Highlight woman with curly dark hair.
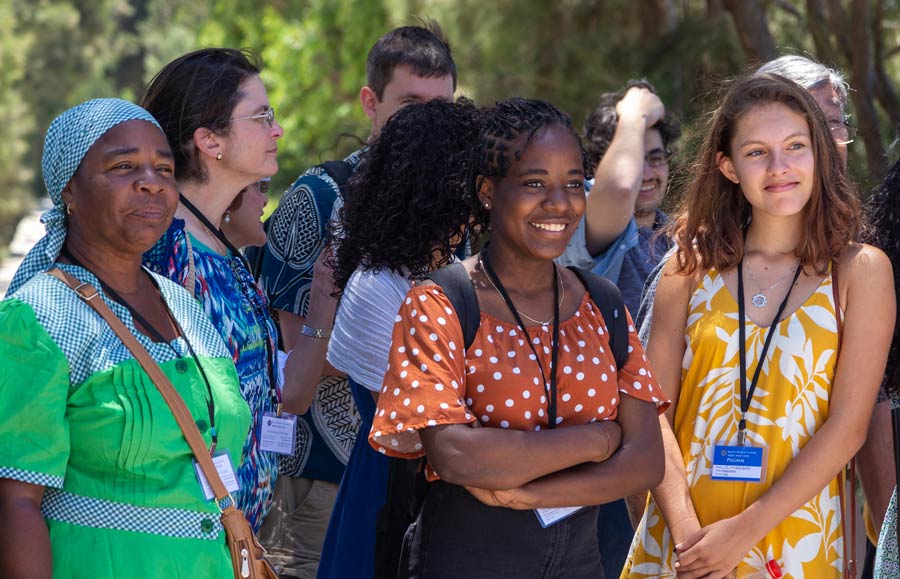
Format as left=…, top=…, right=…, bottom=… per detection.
left=316, top=97, right=483, bottom=579
left=369, top=97, right=667, bottom=578
left=870, top=160, right=900, bottom=579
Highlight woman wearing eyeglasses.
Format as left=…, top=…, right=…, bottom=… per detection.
left=141, top=48, right=285, bottom=532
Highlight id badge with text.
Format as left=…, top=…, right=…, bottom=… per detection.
left=259, top=412, right=297, bottom=455
left=710, top=444, right=767, bottom=483
left=194, top=450, right=241, bottom=500
left=534, top=506, right=584, bottom=528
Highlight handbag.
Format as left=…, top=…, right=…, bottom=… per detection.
left=49, top=267, right=278, bottom=579
left=832, top=264, right=857, bottom=579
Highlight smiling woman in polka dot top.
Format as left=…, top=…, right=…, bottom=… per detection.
left=369, top=98, right=669, bottom=579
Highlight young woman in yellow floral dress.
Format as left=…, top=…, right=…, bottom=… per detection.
left=622, top=74, right=896, bottom=579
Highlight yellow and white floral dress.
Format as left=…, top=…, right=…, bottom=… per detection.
left=622, top=267, right=843, bottom=579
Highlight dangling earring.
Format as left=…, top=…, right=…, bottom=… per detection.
left=223, top=210, right=231, bottom=223
left=216, top=151, right=223, bottom=161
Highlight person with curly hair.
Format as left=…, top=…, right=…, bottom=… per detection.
left=869, top=160, right=900, bottom=579
left=369, top=97, right=667, bottom=578
left=317, top=97, right=482, bottom=579
left=246, top=24, right=457, bottom=577
left=622, top=74, right=895, bottom=579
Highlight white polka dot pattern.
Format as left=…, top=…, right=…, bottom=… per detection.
left=368, top=285, right=669, bottom=462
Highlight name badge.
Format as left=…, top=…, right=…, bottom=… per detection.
left=194, top=450, right=241, bottom=500
left=710, top=445, right=767, bottom=483
left=534, top=506, right=583, bottom=528
left=260, top=412, right=297, bottom=455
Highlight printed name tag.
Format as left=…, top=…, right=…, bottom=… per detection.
left=194, top=451, right=241, bottom=500
left=711, top=445, right=767, bottom=483
left=534, top=506, right=584, bottom=528
left=260, top=412, right=297, bottom=455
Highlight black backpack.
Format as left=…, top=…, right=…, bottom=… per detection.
left=429, top=261, right=629, bottom=366
left=376, top=262, right=629, bottom=578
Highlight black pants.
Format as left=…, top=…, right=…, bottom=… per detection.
left=400, top=481, right=604, bottom=579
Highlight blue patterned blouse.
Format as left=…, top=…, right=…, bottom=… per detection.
left=144, top=218, right=279, bottom=532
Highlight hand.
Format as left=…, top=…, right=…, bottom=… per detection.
left=305, top=246, right=339, bottom=328
left=673, top=516, right=756, bottom=579
left=590, top=420, right=622, bottom=462
left=615, top=86, right=665, bottom=129
left=309, top=245, right=339, bottom=298
left=465, top=485, right=527, bottom=509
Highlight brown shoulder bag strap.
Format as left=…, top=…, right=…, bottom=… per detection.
left=47, top=267, right=235, bottom=511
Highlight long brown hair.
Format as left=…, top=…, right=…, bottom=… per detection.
left=670, top=74, right=860, bottom=275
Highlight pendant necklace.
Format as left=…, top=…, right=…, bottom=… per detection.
left=478, top=254, right=564, bottom=327
left=744, top=258, right=799, bottom=308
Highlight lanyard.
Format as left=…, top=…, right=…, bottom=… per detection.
left=61, top=247, right=219, bottom=451
left=179, top=193, right=282, bottom=413
left=736, top=258, right=802, bottom=445
left=481, top=250, right=561, bottom=429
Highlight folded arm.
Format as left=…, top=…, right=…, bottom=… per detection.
left=468, top=394, right=663, bottom=509
left=420, top=418, right=622, bottom=490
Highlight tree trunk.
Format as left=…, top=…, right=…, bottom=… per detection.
left=722, top=0, right=777, bottom=64
left=639, top=0, right=677, bottom=37
left=872, top=0, right=900, bottom=128
left=805, top=0, right=839, bottom=65
left=109, top=0, right=148, bottom=97
left=848, top=0, right=886, bottom=182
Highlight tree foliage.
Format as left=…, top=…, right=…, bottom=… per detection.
left=4, top=0, right=900, bottom=247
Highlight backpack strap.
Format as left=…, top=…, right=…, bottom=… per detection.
left=320, top=160, right=354, bottom=193
left=427, top=262, right=480, bottom=351
left=568, top=266, right=629, bottom=370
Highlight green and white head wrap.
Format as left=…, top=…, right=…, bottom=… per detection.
left=6, top=98, right=162, bottom=296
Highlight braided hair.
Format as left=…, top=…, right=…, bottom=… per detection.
left=474, top=97, right=589, bottom=227
left=868, top=160, right=900, bottom=397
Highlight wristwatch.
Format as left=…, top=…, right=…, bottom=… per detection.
left=301, top=324, right=332, bottom=339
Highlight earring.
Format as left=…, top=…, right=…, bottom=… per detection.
left=216, top=152, right=223, bottom=161
left=483, top=203, right=490, bottom=210
left=65, top=204, right=72, bottom=216
left=223, top=210, right=231, bottom=223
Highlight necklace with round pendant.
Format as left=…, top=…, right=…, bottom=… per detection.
left=745, top=259, right=798, bottom=309
left=751, top=291, right=769, bottom=308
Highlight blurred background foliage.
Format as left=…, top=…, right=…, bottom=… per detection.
left=4, top=0, right=900, bottom=251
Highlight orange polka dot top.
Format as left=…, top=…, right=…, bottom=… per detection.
left=369, top=284, right=669, bottom=462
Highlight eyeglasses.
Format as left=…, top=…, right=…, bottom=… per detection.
left=829, top=118, right=856, bottom=145
left=231, top=107, right=276, bottom=128
left=645, top=148, right=672, bottom=168
left=258, top=178, right=271, bottom=195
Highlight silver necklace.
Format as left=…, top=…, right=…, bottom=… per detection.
left=744, top=258, right=798, bottom=308
left=478, top=255, right=565, bottom=326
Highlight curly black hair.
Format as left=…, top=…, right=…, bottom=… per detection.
left=331, top=98, right=483, bottom=290
left=582, top=79, right=681, bottom=172
left=868, top=158, right=900, bottom=398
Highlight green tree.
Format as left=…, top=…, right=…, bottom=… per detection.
left=198, top=0, right=390, bottom=194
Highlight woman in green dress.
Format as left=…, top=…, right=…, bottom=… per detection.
left=0, top=99, right=250, bottom=577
